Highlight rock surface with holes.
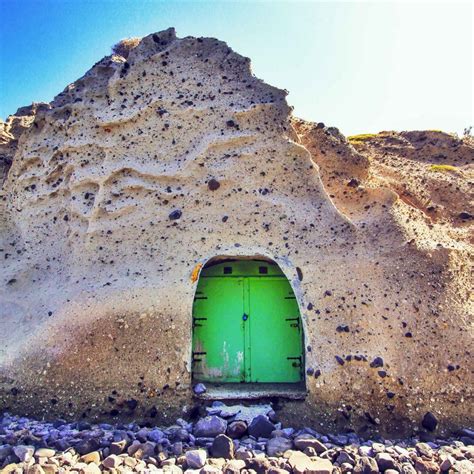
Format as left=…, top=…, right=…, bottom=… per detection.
left=0, top=28, right=473, bottom=435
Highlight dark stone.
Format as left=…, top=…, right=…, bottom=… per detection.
left=421, top=412, right=438, bottom=432
left=336, top=324, right=350, bottom=333
left=316, top=122, right=325, bottom=129
left=347, top=178, right=360, bottom=187
left=211, top=434, right=234, bottom=458
left=194, top=415, right=227, bottom=437
left=75, top=438, right=100, bottom=455
left=370, top=357, right=384, bottom=368
left=336, top=450, right=355, bottom=465
left=226, top=120, right=237, bottom=127
left=459, top=211, right=473, bottom=220
left=226, top=420, right=247, bottom=439
left=314, top=369, right=321, bottom=378
left=248, top=415, right=275, bottom=439
left=335, top=356, right=345, bottom=366
left=296, top=267, right=303, bottom=281
left=207, top=179, right=220, bottom=191
left=126, top=399, right=138, bottom=410
left=168, top=209, right=182, bottom=220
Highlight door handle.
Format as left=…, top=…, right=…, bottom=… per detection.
left=242, top=313, right=248, bottom=321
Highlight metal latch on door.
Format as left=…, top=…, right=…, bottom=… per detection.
left=287, top=356, right=302, bottom=368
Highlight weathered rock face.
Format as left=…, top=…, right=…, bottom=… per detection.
left=0, top=28, right=472, bottom=436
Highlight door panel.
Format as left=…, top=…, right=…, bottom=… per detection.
left=247, top=278, right=303, bottom=382
left=192, top=278, right=245, bottom=382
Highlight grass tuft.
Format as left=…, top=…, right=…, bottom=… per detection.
left=348, top=133, right=377, bottom=143
left=430, top=164, right=458, bottom=172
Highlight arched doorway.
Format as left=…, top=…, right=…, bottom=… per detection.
left=192, top=258, right=304, bottom=384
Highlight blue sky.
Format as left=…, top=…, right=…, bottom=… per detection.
left=0, top=1, right=472, bottom=135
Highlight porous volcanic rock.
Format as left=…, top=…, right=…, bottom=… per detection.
left=0, top=28, right=473, bottom=436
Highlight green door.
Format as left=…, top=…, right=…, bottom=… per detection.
left=192, top=260, right=303, bottom=383
left=193, top=278, right=245, bottom=382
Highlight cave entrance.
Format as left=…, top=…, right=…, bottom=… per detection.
left=192, top=258, right=304, bottom=389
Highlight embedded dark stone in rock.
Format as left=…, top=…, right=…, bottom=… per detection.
left=347, top=178, right=360, bottom=187
left=370, top=357, right=384, bottom=368
left=211, top=434, right=234, bottom=458
left=226, top=120, right=237, bottom=127
left=168, top=209, right=182, bottom=220
left=109, top=440, right=127, bottom=455
left=126, top=398, right=138, bottom=410
left=335, top=355, right=345, bottom=365
left=194, top=415, right=227, bottom=437
left=336, top=324, right=350, bottom=333
left=459, top=211, right=473, bottom=220
left=296, top=267, right=303, bottom=281
left=248, top=415, right=275, bottom=439
left=421, top=412, right=438, bottom=432
left=226, top=420, right=247, bottom=439
left=207, top=178, right=220, bottom=191
left=316, top=122, right=325, bottom=129
left=314, top=369, right=321, bottom=378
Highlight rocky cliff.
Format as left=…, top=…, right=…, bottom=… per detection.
left=0, top=28, right=472, bottom=437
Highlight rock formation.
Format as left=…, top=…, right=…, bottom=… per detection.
left=0, top=28, right=472, bottom=437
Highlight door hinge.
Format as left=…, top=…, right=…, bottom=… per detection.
left=192, top=351, right=206, bottom=362
left=193, top=317, right=207, bottom=328
left=285, top=317, right=300, bottom=329
left=287, top=356, right=302, bottom=368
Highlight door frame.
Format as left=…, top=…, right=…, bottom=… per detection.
left=190, top=255, right=307, bottom=387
